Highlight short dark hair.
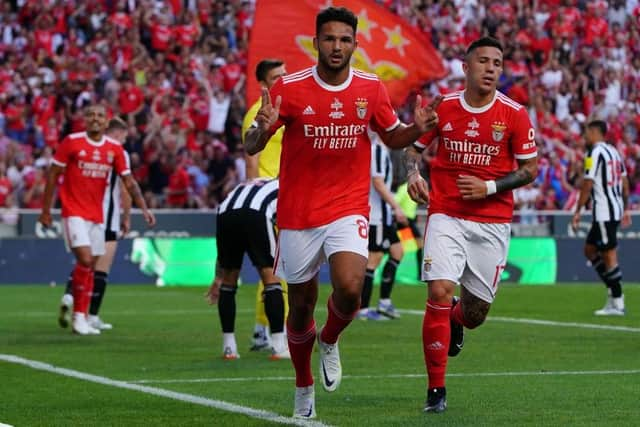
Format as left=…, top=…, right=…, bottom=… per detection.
left=255, top=59, right=284, bottom=83
left=316, top=7, right=357, bottom=36
left=465, top=37, right=503, bottom=57
left=107, top=116, right=128, bottom=132
left=587, top=120, right=608, bottom=136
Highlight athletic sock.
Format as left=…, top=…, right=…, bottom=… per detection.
left=380, top=258, right=400, bottom=299
left=263, top=283, right=285, bottom=334
left=64, top=271, right=73, bottom=295
left=218, top=285, right=237, bottom=333
left=287, top=320, right=316, bottom=387
left=590, top=255, right=608, bottom=285
left=89, top=271, right=108, bottom=316
left=360, top=269, right=375, bottom=309
left=320, top=294, right=356, bottom=345
left=71, top=264, right=93, bottom=314
left=422, top=300, right=451, bottom=389
left=603, top=265, right=623, bottom=298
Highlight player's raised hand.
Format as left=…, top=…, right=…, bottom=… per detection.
left=457, top=174, right=489, bottom=200
left=414, top=95, right=443, bottom=133
left=255, top=87, right=281, bottom=132
left=407, top=171, right=430, bottom=205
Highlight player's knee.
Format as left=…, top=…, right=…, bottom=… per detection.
left=428, top=280, right=455, bottom=302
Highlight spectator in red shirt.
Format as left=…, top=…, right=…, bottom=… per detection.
left=165, top=154, right=191, bottom=208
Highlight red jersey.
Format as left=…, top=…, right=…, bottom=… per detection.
left=269, top=67, right=399, bottom=229
left=53, top=132, right=130, bottom=223
left=415, top=91, right=537, bottom=223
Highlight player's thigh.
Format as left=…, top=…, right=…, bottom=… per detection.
left=384, top=223, right=402, bottom=258
left=62, top=216, right=92, bottom=251
left=586, top=221, right=619, bottom=251
left=95, top=240, right=118, bottom=273
left=245, top=214, right=277, bottom=273
left=368, top=224, right=386, bottom=253
left=461, top=221, right=510, bottom=304
left=323, top=214, right=369, bottom=260
left=216, top=212, right=245, bottom=270
left=88, top=222, right=107, bottom=256
left=275, top=227, right=325, bottom=284
left=422, top=214, right=466, bottom=283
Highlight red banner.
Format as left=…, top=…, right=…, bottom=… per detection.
left=247, top=0, right=446, bottom=107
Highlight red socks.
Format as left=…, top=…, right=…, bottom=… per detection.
left=287, top=320, right=316, bottom=387
left=320, top=294, right=356, bottom=345
left=72, top=264, right=93, bottom=315
left=422, top=300, right=451, bottom=389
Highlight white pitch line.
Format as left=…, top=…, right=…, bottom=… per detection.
left=129, top=369, right=640, bottom=384
left=0, top=354, right=329, bottom=427
left=398, top=309, right=640, bottom=333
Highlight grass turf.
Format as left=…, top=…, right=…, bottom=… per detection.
left=0, top=283, right=638, bottom=426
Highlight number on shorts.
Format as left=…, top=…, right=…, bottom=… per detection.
left=492, top=264, right=506, bottom=289
left=356, top=219, right=368, bottom=239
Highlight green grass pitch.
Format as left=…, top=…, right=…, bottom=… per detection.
left=1, top=283, right=638, bottom=426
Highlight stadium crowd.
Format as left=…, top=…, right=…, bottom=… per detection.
left=0, top=0, right=639, bottom=215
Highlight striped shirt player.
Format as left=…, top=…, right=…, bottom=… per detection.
left=217, top=178, right=279, bottom=273
left=215, top=178, right=290, bottom=361
left=368, top=131, right=400, bottom=251
left=103, top=151, right=131, bottom=242
left=585, top=142, right=627, bottom=224
left=573, top=120, right=630, bottom=316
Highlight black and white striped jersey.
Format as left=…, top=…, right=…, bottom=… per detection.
left=584, top=142, right=626, bottom=222
left=103, top=151, right=130, bottom=234
left=369, top=132, right=393, bottom=226
left=218, top=178, right=278, bottom=220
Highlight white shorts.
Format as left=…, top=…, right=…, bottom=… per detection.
left=274, top=215, right=369, bottom=284
left=422, top=213, right=510, bottom=303
left=62, top=216, right=107, bottom=256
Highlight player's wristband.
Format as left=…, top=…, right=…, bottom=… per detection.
left=485, top=180, right=497, bottom=196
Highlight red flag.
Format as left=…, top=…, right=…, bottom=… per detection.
left=247, top=0, right=447, bottom=107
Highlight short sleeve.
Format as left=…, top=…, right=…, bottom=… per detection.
left=512, top=108, right=537, bottom=160
left=413, top=129, right=438, bottom=152
left=583, top=147, right=599, bottom=181
left=52, top=136, right=71, bottom=167
left=115, top=146, right=131, bottom=176
left=370, top=81, right=400, bottom=134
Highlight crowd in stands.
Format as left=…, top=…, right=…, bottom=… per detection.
left=0, top=0, right=639, bottom=217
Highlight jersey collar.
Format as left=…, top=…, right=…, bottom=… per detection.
left=312, top=66, right=353, bottom=92
left=84, top=132, right=106, bottom=146
left=459, top=90, right=498, bottom=114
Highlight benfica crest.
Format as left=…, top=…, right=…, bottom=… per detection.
left=491, top=122, right=507, bottom=142
left=355, top=98, right=368, bottom=119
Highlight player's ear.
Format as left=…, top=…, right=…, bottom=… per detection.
left=313, top=36, right=318, bottom=51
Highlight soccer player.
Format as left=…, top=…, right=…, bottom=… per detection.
left=40, top=105, right=155, bottom=335
left=358, top=130, right=405, bottom=320
left=404, top=37, right=538, bottom=413
left=245, top=6, right=440, bottom=419
left=241, top=58, right=288, bottom=352
left=57, top=117, right=133, bottom=331
left=212, top=178, right=289, bottom=360
left=571, top=120, right=630, bottom=316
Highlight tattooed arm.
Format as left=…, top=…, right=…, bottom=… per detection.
left=403, top=145, right=430, bottom=204
left=122, top=174, right=156, bottom=227
left=456, top=156, right=538, bottom=200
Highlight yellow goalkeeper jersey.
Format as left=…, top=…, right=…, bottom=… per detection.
left=242, top=99, right=284, bottom=178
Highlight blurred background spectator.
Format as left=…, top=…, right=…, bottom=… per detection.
left=0, top=0, right=638, bottom=212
